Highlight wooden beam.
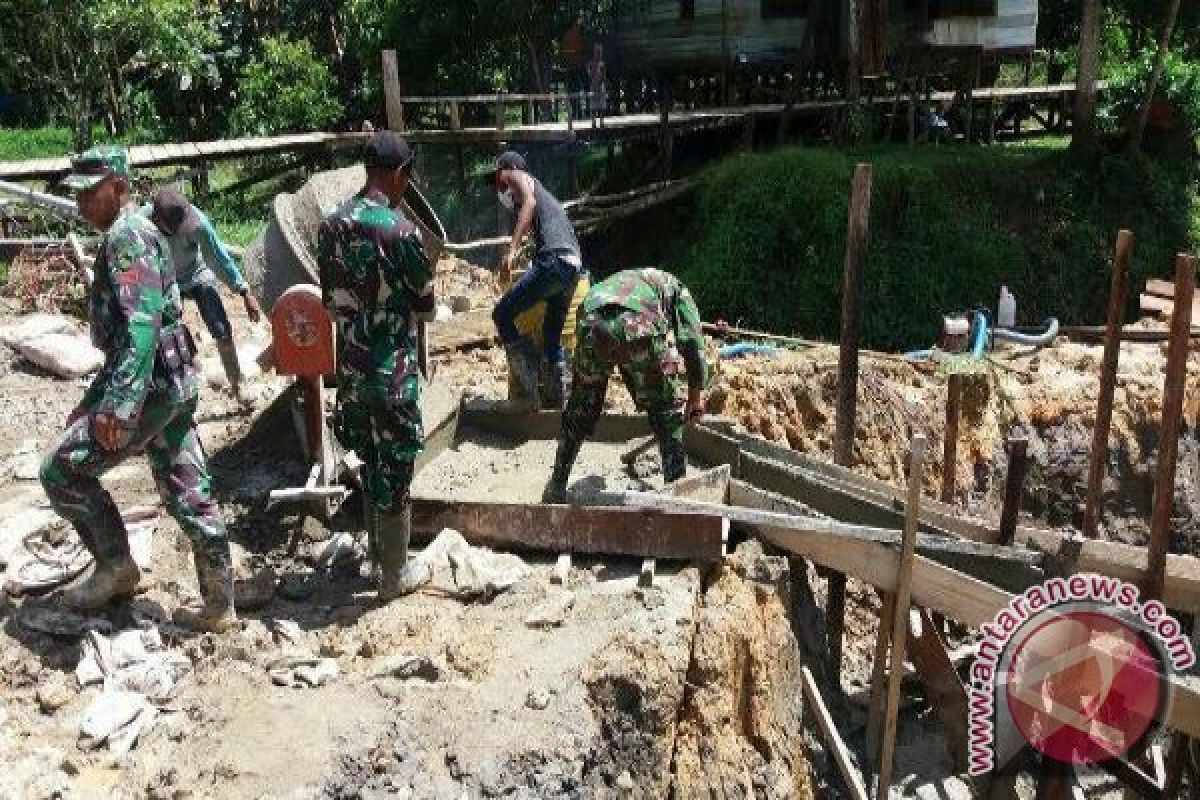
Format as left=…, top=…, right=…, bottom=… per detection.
left=1084, top=230, right=1133, bottom=538
left=691, top=425, right=1200, bottom=612
left=409, top=498, right=726, bottom=561
left=1147, top=253, right=1196, bottom=601
left=876, top=436, right=926, bottom=799
left=801, top=666, right=870, bottom=800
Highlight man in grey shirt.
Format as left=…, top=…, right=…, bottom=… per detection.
left=144, top=189, right=263, bottom=396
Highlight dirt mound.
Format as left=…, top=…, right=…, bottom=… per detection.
left=707, top=336, right=1200, bottom=551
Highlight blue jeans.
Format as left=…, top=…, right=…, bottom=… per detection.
left=183, top=284, right=233, bottom=341
left=493, top=251, right=583, bottom=364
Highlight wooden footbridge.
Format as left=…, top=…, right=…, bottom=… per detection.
left=0, top=81, right=1094, bottom=183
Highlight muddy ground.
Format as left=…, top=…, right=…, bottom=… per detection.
left=1, top=253, right=1193, bottom=799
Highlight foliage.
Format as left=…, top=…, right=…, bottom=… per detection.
left=1102, top=49, right=1200, bottom=137
left=0, top=0, right=218, bottom=144
left=230, top=36, right=344, bottom=136
left=610, top=145, right=1197, bottom=351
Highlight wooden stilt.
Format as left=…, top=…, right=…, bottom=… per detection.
left=941, top=373, right=963, bottom=504
left=998, top=437, right=1029, bottom=546
left=830, top=162, right=874, bottom=687
left=381, top=50, right=404, bottom=131
left=1083, top=230, right=1134, bottom=538
left=876, top=435, right=927, bottom=799
left=1147, top=253, right=1197, bottom=601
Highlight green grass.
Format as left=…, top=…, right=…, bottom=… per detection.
left=0, top=126, right=74, bottom=160
left=607, top=142, right=1199, bottom=351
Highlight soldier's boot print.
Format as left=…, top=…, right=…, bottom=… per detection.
left=543, top=433, right=584, bottom=504
left=216, top=337, right=244, bottom=398
left=502, top=338, right=541, bottom=412
left=540, top=358, right=570, bottom=411
left=377, top=503, right=431, bottom=602
left=173, top=546, right=237, bottom=633
left=62, top=498, right=140, bottom=611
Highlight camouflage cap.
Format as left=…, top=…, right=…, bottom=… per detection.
left=62, top=146, right=132, bottom=192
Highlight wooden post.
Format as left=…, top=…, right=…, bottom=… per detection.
left=449, top=101, right=462, bottom=130
left=1082, top=230, right=1134, bottom=538
left=941, top=373, right=963, bottom=504
left=659, top=100, right=673, bottom=182
left=1146, top=253, right=1196, bottom=601
left=381, top=50, right=404, bottom=132
left=876, top=435, right=927, bottom=799
left=829, top=162, right=872, bottom=686
left=998, top=437, right=1029, bottom=546
left=495, top=96, right=506, bottom=131
left=834, top=163, right=873, bottom=468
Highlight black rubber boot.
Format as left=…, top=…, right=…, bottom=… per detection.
left=543, top=434, right=584, bottom=504
left=61, top=497, right=139, bottom=611
left=174, top=547, right=237, bottom=633
left=540, top=359, right=569, bottom=410
left=660, top=435, right=688, bottom=484
left=216, top=337, right=244, bottom=397
left=502, top=339, right=541, bottom=412
left=377, top=503, right=431, bottom=602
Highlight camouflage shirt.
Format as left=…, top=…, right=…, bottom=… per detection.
left=317, top=189, right=434, bottom=382
left=583, top=268, right=707, bottom=390
left=86, top=203, right=186, bottom=423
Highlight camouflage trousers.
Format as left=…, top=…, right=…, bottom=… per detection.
left=333, top=355, right=423, bottom=513
left=39, top=394, right=229, bottom=569
left=564, top=306, right=686, bottom=448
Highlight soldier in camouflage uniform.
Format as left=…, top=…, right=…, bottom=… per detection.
left=544, top=268, right=708, bottom=503
left=40, top=147, right=235, bottom=632
left=317, top=131, right=435, bottom=601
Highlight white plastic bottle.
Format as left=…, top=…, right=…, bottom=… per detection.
left=998, top=286, right=1016, bottom=329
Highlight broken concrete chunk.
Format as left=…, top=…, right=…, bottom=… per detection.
left=371, top=654, right=440, bottom=682
left=9, top=331, right=105, bottom=379
left=0, top=313, right=77, bottom=347
left=79, top=689, right=157, bottom=754
left=525, top=687, right=551, bottom=710
left=267, top=654, right=340, bottom=688
left=523, top=591, right=574, bottom=629
left=36, top=675, right=73, bottom=714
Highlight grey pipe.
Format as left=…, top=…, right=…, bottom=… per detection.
left=0, top=178, right=81, bottom=219
left=993, top=317, right=1060, bottom=348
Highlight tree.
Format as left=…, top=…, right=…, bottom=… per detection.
left=1128, top=0, right=1183, bottom=153
left=0, top=0, right=216, bottom=145
left=1071, top=0, right=1102, bottom=152
left=231, top=36, right=344, bottom=135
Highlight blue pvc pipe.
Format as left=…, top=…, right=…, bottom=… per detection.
left=719, top=342, right=784, bottom=359
left=970, top=311, right=989, bottom=359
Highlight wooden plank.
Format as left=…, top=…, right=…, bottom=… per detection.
left=864, top=592, right=895, bottom=770
left=709, top=429, right=1200, bottom=612
left=409, top=499, right=726, bottom=561
left=1146, top=278, right=1177, bottom=299
left=876, top=436, right=925, bottom=798
left=683, top=424, right=742, bottom=473
left=801, top=666, right=870, bottom=800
